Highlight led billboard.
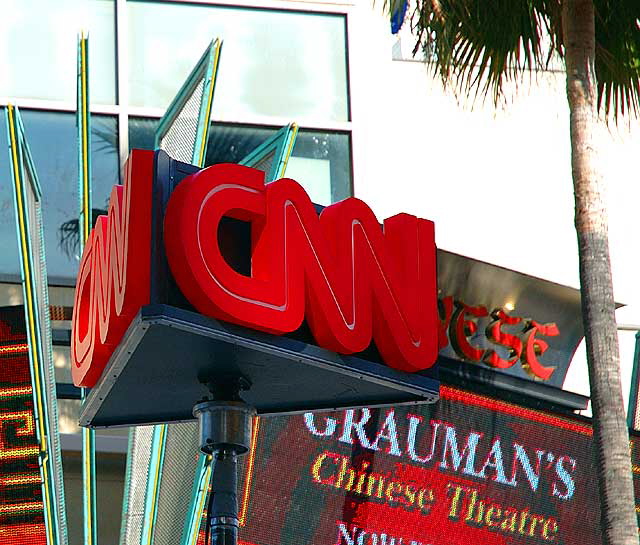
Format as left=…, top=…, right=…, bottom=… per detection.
left=231, top=386, right=640, bottom=545
left=0, top=307, right=46, bottom=544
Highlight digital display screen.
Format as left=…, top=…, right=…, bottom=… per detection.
left=0, top=307, right=46, bottom=544
left=234, top=385, right=640, bottom=545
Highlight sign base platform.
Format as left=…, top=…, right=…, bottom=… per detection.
left=79, top=305, right=439, bottom=428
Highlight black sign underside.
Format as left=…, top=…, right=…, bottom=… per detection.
left=79, top=305, right=440, bottom=428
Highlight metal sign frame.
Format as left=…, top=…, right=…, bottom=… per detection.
left=6, top=104, right=68, bottom=545
left=154, top=39, right=222, bottom=167
left=240, top=122, right=299, bottom=183
left=76, top=31, right=98, bottom=545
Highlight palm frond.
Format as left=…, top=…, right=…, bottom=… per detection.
left=410, top=0, right=559, bottom=105
left=594, top=1, right=640, bottom=119
left=406, top=0, right=640, bottom=119
left=92, top=121, right=118, bottom=156
left=58, top=208, right=107, bottom=259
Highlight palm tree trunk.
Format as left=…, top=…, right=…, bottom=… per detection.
left=563, top=1, right=639, bottom=543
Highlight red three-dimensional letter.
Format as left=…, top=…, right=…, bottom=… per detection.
left=484, top=309, right=523, bottom=369
left=71, top=150, right=153, bottom=387
left=164, top=164, right=439, bottom=372
left=521, top=320, right=559, bottom=380
left=449, top=301, right=488, bottom=362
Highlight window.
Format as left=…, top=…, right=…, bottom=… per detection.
left=0, top=110, right=119, bottom=284
left=0, top=0, right=117, bottom=104
left=129, top=117, right=352, bottom=205
left=128, top=1, right=349, bottom=122
left=1, top=2, right=352, bottom=284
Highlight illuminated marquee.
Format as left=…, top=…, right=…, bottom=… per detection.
left=71, top=151, right=439, bottom=387
left=231, top=386, right=640, bottom=545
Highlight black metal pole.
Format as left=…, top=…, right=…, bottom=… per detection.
left=194, top=388, right=255, bottom=545
left=207, top=449, right=239, bottom=545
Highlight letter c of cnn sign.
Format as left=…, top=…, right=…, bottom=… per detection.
left=71, top=150, right=439, bottom=388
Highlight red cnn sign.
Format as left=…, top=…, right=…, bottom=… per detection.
left=71, top=150, right=439, bottom=388
left=71, top=151, right=153, bottom=387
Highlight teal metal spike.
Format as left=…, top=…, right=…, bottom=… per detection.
left=154, top=38, right=222, bottom=167
left=6, top=104, right=68, bottom=545
left=628, top=332, right=640, bottom=429
left=240, top=123, right=299, bottom=183
left=77, top=31, right=98, bottom=545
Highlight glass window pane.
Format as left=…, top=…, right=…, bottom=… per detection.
left=0, top=124, right=21, bottom=284
left=0, top=0, right=116, bottom=104
left=54, top=345, right=72, bottom=384
left=129, top=117, right=352, bottom=204
left=0, top=283, right=25, bottom=306
left=0, top=110, right=120, bottom=284
left=128, top=116, right=158, bottom=153
left=287, top=130, right=352, bottom=204
left=128, top=1, right=349, bottom=122
left=58, top=399, right=83, bottom=435
left=205, top=125, right=352, bottom=205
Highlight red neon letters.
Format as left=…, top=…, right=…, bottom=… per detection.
left=71, top=150, right=153, bottom=387
left=163, top=164, right=439, bottom=374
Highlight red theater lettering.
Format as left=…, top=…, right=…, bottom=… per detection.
left=484, top=309, right=523, bottom=369
left=438, top=297, right=560, bottom=380
left=163, top=163, right=439, bottom=373
left=449, top=301, right=488, bottom=362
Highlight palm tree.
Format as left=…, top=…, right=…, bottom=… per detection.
left=390, top=1, right=640, bottom=543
